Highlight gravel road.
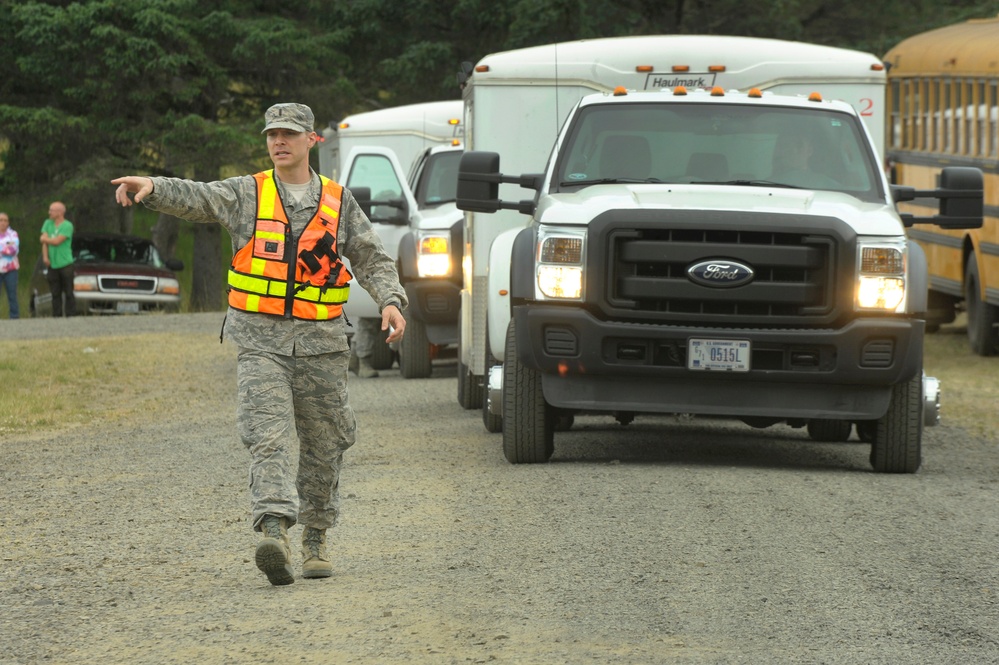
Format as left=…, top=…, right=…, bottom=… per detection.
left=1, top=314, right=998, bottom=664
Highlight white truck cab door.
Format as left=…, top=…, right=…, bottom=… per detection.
left=339, top=146, right=419, bottom=318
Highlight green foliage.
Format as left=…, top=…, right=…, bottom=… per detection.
left=1, top=0, right=998, bottom=312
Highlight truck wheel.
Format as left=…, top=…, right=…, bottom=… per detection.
left=965, top=253, right=999, bottom=356
left=457, top=332, right=482, bottom=410
left=502, top=321, right=553, bottom=463
left=399, top=314, right=432, bottom=379
left=370, top=327, right=396, bottom=370
left=870, top=369, right=923, bottom=473
left=482, top=321, right=502, bottom=433
left=806, top=419, right=852, bottom=442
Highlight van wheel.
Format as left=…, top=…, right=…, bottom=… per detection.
left=502, top=321, right=553, bottom=463
left=457, top=331, right=482, bottom=409
left=870, top=368, right=923, bottom=473
left=807, top=419, right=852, bottom=442
left=399, top=315, right=432, bottom=379
left=965, top=253, right=999, bottom=356
left=370, top=326, right=396, bottom=370
left=482, top=320, right=502, bottom=433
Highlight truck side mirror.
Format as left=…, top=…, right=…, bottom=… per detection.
left=352, top=186, right=373, bottom=218
left=894, top=166, right=984, bottom=230
left=456, top=151, right=501, bottom=213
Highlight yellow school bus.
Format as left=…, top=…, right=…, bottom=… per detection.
left=885, top=15, right=999, bottom=355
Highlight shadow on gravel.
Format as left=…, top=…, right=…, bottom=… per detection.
left=547, top=416, right=875, bottom=473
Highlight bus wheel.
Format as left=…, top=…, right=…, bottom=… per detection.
left=965, top=253, right=999, bottom=356
left=502, top=321, right=553, bottom=463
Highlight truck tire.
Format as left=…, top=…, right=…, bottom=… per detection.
left=399, top=314, right=432, bottom=379
left=806, top=419, right=852, bottom=442
left=965, top=253, right=999, bottom=356
left=482, top=320, right=502, bottom=433
left=370, top=327, right=396, bottom=370
left=457, top=332, right=482, bottom=410
left=502, top=321, right=554, bottom=463
left=870, top=369, right=923, bottom=473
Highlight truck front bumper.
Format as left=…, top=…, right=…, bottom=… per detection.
left=404, top=279, right=460, bottom=345
left=512, top=305, right=924, bottom=421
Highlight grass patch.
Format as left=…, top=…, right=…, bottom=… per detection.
left=923, top=317, right=999, bottom=441
left=0, top=332, right=234, bottom=435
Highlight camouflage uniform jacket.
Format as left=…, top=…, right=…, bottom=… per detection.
left=144, top=170, right=407, bottom=356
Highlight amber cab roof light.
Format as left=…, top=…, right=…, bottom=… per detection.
left=708, top=65, right=726, bottom=72
left=475, top=64, right=489, bottom=73
left=710, top=86, right=725, bottom=96
left=808, top=92, right=823, bottom=102
left=635, top=65, right=654, bottom=72
left=338, top=122, right=349, bottom=129
left=673, top=86, right=688, bottom=96
left=613, top=86, right=628, bottom=96
left=672, top=65, right=690, bottom=72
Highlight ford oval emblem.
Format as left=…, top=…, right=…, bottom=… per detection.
left=686, top=260, right=755, bottom=288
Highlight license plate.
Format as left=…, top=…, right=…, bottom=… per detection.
left=687, top=338, right=751, bottom=372
left=116, top=301, right=140, bottom=314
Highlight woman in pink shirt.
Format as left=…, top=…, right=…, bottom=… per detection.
left=0, top=211, right=20, bottom=319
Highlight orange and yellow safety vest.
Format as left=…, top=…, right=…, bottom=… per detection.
left=227, top=170, right=351, bottom=320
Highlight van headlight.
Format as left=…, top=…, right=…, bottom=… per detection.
left=856, top=242, right=906, bottom=312
left=536, top=228, right=585, bottom=300
left=416, top=233, right=450, bottom=278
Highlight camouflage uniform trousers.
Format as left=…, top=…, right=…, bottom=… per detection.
left=236, top=347, right=356, bottom=532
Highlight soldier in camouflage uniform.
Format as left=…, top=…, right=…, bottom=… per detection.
left=112, top=103, right=407, bottom=586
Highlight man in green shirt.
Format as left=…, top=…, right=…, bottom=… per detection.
left=40, top=201, right=76, bottom=317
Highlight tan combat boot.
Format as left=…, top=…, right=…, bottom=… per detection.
left=255, top=515, right=294, bottom=586
left=301, top=527, right=333, bottom=579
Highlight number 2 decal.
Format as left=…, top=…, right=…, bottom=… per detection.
left=859, top=98, right=874, bottom=116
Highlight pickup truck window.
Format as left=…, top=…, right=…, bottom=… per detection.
left=556, top=102, right=883, bottom=203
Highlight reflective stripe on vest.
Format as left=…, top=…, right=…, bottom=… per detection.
left=227, top=170, right=350, bottom=319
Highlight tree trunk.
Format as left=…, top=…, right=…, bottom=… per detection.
left=190, top=223, right=224, bottom=311
left=151, top=212, right=181, bottom=259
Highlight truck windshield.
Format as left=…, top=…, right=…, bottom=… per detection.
left=413, top=150, right=461, bottom=209
left=556, top=102, right=883, bottom=202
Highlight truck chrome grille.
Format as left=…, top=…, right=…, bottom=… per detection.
left=598, top=224, right=841, bottom=326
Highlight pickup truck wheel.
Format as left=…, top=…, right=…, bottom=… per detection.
left=502, top=321, right=553, bottom=463
left=370, top=327, right=396, bottom=370
left=399, top=314, right=432, bottom=379
left=482, top=321, right=502, bottom=433
left=965, top=253, right=999, bottom=356
left=870, top=369, right=923, bottom=473
left=806, top=419, right=852, bottom=442
left=457, top=332, right=482, bottom=410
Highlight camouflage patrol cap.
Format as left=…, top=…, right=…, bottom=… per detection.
left=261, top=103, right=315, bottom=134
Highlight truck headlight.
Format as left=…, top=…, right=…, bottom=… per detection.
left=416, top=233, right=450, bottom=278
left=157, top=277, right=181, bottom=295
left=856, top=244, right=905, bottom=311
left=74, top=275, right=98, bottom=292
left=536, top=229, right=585, bottom=300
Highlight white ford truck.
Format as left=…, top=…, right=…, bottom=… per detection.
left=455, top=37, right=983, bottom=472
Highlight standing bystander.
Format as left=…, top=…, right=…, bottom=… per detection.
left=0, top=212, right=20, bottom=319
left=111, top=102, right=407, bottom=586
left=39, top=202, right=76, bottom=317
